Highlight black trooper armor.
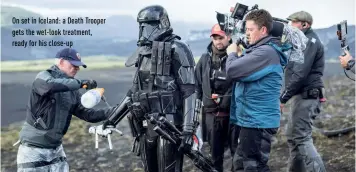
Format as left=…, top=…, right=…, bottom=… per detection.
left=102, top=5, right=203, bottom=172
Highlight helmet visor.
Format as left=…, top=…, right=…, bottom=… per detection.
left=139, top=22, right=160, bottom=42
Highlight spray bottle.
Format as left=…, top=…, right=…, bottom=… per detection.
left=81, top=88, right=108, bottom=108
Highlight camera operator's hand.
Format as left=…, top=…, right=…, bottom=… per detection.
left=227, top=43, right=242, bottom=56
left=81, top=79, right=97, bottom=89
left=339, top=50, right=353, bottom=69
left=280, top=103, right=285, bottom=113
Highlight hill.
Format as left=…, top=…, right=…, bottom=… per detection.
left=1, top=5, right=355, bottom=60
left=185, top=25, right=356, bottom=58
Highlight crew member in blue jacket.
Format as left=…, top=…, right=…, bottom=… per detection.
left=225, top=9, right=287, bottom=172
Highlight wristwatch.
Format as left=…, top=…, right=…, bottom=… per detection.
left=346, top=59, right=355, bottom=70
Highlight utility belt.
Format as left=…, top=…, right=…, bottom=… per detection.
left=126, top=90, right=177, bottom=136
left=301, top=88, right=324, bottom=100
left=128, top=90, right=177, bottom=116
left=126, top=90, right=178, bottom=157
left=212, top=111, right=229, bottom=117
left=203, top=106, right=229, bottom=115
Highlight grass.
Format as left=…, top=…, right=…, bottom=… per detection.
left=0, top=116, right=95, bottom=152
left=1, top=122, right=22, bottom=152
left=1, top=56, right=202, bottom=72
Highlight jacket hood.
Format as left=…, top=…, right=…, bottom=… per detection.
left=246, top=35, right=288, bottom=67
left=48, top=65, right=72, bottom=78
left=206, top=41, right=213, bottom=55
left=246, top=35, right=274, bottom=50
left=268, top=37, right=289, bottom=67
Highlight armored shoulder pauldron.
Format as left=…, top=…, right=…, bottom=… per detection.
left=125, top=46, right=153, bottom=67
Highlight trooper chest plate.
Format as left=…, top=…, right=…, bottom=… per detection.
left=137, top=41, right=176, bottom=91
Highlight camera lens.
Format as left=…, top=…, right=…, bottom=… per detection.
left=237, top=8, right=245, bottom=15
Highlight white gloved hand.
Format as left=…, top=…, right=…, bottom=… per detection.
left=192, top=125, right=204, bottom=151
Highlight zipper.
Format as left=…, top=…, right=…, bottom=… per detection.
left=241, top=83, right=245, bottom=118
left=33, top=98, right=55, bottom=128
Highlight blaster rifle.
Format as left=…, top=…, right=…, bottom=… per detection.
left=336, top=20, right=354, bottom=81
left=89, top=111, right=218, bottom=172
left=88, top=103, right=128, bottom=150
left=88, top=54, right=144, bottom=149
left=148, top=114, right=218, bottom=172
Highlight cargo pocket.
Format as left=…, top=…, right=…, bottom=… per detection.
left=147, top=91, right=161, bottom=114
left=310, top=100, right=321, bottom=120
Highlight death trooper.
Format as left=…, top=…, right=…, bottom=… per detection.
left=101, top=5, right=201, bottom=172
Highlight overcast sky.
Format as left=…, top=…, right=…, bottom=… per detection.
left=2, top=0, right=355, bottom=28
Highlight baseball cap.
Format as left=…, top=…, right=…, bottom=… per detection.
left=55, top=47, right=87, bottom=68
left=287, top=11, right=313, bottom=25
left=210, top=24, right=226, bottom=37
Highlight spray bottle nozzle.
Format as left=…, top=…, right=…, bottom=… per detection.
left=81, top=88, right=111, bottom=108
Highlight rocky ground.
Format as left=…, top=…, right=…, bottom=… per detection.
left=1, top=75, right=355, bottom=172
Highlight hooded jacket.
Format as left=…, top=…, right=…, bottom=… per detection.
left=19, top=65, right=113, bottom=148
left=195, top=42, right=233, bottom=113
left=226, top=36, right=286, bottom=128
left=280, top=28, right=325, bottom=103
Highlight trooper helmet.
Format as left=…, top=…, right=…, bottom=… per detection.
left=136, top=5, right=172, bottom=45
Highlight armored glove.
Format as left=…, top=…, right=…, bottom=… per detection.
left=101, top=104, right=120, bottom=130
left=102, top=119, right=115, bottom=130
left=81, top=79, right=97, bottom=89
left=179, top=131, right=194, bottom=153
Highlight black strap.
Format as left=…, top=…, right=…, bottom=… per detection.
left=148, top=75, right=154, bottom=92
left=17, top=156, right=67, bottom=169
left=148, top=42, right=160, bottom=92
left=135, top=55, right=143, bottom=91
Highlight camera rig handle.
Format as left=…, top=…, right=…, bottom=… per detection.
left=336, top=20, right=354, bottom=81
left=337, top=20, right=349, bottom=56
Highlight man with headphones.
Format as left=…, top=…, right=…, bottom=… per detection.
left=281, top=11, right=326, bottom=172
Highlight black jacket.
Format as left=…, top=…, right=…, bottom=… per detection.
left=280, top=28, right=325, bottom=103
left=195, top=42, right=233, bottom=113
left=19, top=65, right=113, bottom=148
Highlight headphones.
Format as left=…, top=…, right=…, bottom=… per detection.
left=302, top=22, right=307, bottom=28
